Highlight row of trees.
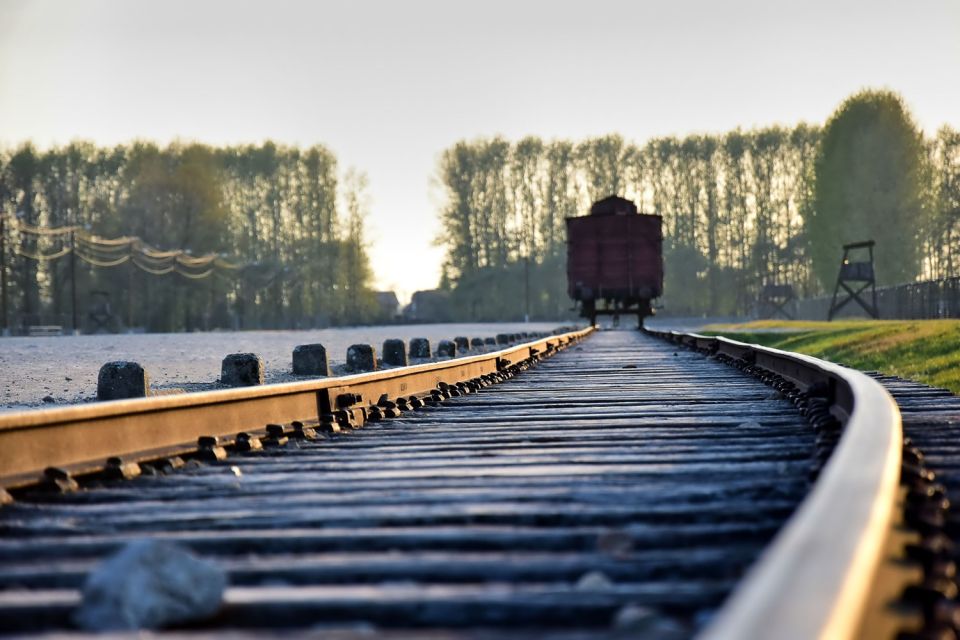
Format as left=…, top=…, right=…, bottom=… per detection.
left=436, top=91, right=960, bottom=318
left=0, top=141, right=379, bottom=333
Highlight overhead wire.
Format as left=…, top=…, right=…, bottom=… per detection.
left=128, top=252, right=175, bottom=266
left=4, top=216, right=276, bottom=283
left=174, top=266, right=215, bottom=279
left=75, top=251, right=131, bottom=267
left=12, top=220, right=79, bottom=236
left=80, top=234, right=136, bottom=247
left=176, top=254, right=217, bottom=267
left=14, top=246, right=72, bottom=261
left=137, top=243, right=182, bottom=259
left=76, top=240, right=132, bottom=258
left=215, top=257, right=243, bottom=270
left=131, top=257, right=177, bottom=275
left=77, top=237, right=130, bottom=251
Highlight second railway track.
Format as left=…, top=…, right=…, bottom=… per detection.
left=0, top=327, right=909, bottom=637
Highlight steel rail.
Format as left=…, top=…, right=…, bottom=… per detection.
left=648, top=330, right=902, bottom=640
left=0, top=327, right=593, bottom=490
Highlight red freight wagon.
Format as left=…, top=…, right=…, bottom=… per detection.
left=566, top=195, right=663, bottom=327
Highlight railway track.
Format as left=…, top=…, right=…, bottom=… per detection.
left=862, top=372, right=960, bottom=639
left=0, top=326, right=921, bottom=638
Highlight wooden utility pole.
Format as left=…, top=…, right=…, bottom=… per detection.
left=0, top=210, right=7, bottom=336
left=69, top=229, right=78, bottom=334
left=127, top=260, right=134, bottom=330
left=524, top=256, right=530, bottom=323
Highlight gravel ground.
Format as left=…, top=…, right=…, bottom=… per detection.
left=0, top=322, right=564, bottom=412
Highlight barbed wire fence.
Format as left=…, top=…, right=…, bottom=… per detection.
left=0, top=212, right=290, bottom=334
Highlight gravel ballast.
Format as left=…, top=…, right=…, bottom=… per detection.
left=0, top=322, right=562, bottom=411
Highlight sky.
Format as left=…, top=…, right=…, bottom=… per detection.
left=1, top=0, right=958, bottom=304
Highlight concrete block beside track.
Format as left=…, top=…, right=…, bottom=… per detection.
left=382, top=339, right=408, bottom=367
left=409, top=338, right=431, bottom=359
left=292, top=344, right=330, bottom=376
left=220, top=354, right=264, bottom=386
left=346, top=344, right=377, bottom=372
left=437, top=340, right=456, bottom=358
left=97, top=362, right=150, bottom=401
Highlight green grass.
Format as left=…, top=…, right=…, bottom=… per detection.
left=702, top=319, right=960, bottom=394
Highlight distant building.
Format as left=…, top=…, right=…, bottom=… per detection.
left=403, top=289, right=453, bottom=323
left=374, top=291, right=401, bottom=322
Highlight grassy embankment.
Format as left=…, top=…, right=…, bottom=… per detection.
left=703, top=319, right=960, bottom=394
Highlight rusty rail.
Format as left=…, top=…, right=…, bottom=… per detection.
left=0, top=327, right=594, bottom=490
left=647, top=329, right=902, bottom=640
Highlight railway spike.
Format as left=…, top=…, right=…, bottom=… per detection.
left=317, top=415, right=341, bottom=434
left=235, top=432, right=263, bottom=452
left=263, top=424, right=289, bottom=447
left=906, top=535, right=955, bottom=566
left=290, top=420, right=320, bottom=440
left=930, top=599, right=960, bottom=632
left=104, top=456, right=142, bottom=481
left=902, top=576, right=959, bottom=612
left=153, top=457, right=185, bottom=474
left=197, top=436, right=228, bottom=462
left=41, top=466, right=79, bottom=493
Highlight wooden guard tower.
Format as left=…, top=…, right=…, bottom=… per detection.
left=828, top=240, right=878, bottom=321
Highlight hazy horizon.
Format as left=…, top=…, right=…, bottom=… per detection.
left=2, top=0, right=958, bottom=304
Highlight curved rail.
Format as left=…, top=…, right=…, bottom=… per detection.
left=648, top=330, right=902, bottom=640
left=0, top=327, right=594, bottom=490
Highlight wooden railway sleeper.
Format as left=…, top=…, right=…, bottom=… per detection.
left=668, top=333, right=846, bottom=487
left=645, top=328, right=905, bottom=638
left=895, top=438, right=960, bottom=639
